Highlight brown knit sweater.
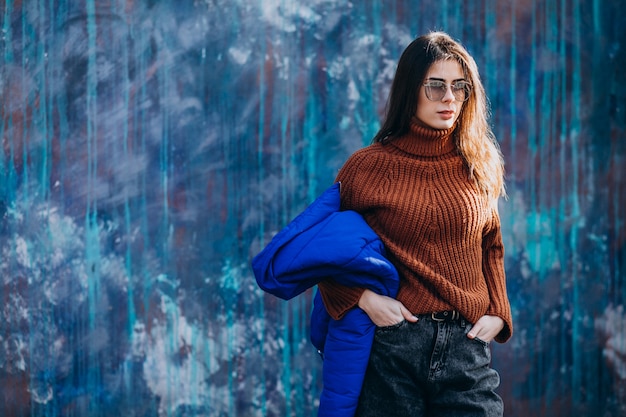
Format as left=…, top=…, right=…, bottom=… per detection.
left=318, top=121, right=513, bottom=343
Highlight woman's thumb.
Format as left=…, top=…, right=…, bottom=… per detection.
left=402, top=306, right=419, bottom=322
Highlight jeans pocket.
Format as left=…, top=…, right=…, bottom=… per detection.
left=463, top=324, right=490, bottom=347
left=472, top=336, right=490, bottom=347
left=469, top=336, right=491, bottom=362
left=376, top=319, right=407, bottom=332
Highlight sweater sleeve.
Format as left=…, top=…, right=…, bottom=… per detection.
left=317, top=280, right=366, bottom=320
left=316, top=153, right=369, bottom=320
left=482, top=204, right=513, bottom=343
left=334, top=149, right=371, bottom=211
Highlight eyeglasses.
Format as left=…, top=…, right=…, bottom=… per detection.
left=423, top=80, right=472, bottom=102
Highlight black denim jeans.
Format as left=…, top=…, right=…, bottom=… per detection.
left=355, top=316, right=503, bottom=417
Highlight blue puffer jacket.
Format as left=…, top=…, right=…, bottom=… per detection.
left=252, top=183, right=399, bottom=417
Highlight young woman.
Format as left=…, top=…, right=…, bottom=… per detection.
left=317, top=32, right=513, bottom=416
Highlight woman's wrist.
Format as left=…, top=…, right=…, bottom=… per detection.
left=357, top=289, right=374, bottom=311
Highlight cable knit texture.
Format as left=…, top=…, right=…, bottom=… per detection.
left=318, top=121, right=513, bottom=343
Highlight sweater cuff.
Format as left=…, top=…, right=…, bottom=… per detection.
left=486, top=307, right=513, bottom=343
left=317, top=280, right=365, bottom=320
left=494, top=322, right=512, bottom=343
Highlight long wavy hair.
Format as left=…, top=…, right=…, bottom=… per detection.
left=373, top=31, right=506, bottom=199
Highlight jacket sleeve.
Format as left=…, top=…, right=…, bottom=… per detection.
left=316, top=153, right=369, bottom=320
left=482, top=204, right=513, bottom=343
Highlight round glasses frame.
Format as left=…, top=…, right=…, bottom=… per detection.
left=423, top=80, right=472, bottom=102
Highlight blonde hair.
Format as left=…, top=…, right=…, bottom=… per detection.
left=442, top=38, right=506, bottom=199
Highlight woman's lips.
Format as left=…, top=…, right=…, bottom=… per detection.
left=438, top=110, right=454, bottom=119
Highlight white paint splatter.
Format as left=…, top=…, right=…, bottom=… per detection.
left=229, top=47, right=251, bottom=65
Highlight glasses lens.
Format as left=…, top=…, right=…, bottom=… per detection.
left=424, top=81, right=447, bottom=101
left=452, top=82, right=471, bottom=102
left=424, top=81, right=471, bottom=102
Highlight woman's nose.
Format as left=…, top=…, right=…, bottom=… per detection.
left=441, top=85, right=455, bottom=102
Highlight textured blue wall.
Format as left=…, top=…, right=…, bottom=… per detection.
left=1, top=0, right=625, bottom=416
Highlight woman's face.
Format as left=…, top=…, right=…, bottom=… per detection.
left=415, top=59, right=467, bottom=130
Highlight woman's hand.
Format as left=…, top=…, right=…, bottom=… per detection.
left=467, top=315, right=504, bottom=343
left=358, top=289, right=419, bottom=327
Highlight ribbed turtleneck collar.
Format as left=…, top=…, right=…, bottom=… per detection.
left=388, top=120, right=457, bottom=157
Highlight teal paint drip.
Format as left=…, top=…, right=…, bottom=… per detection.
left=304, top=83, right=318, bottom=202
left=569, top=0, right=584, bottom=408
left=159, top=43, right=171, bottom=269
left=256, top=3, right=268, bottom=414
left=0, top=118, right=5, bottom=199
left=118, top=4, right=137, bottom=389
left=1, top=0, right=15, bottom=211
left=368, top=1, right=382, bottom=143
left=558, top=0, right=572, bottom=408
left=84, top=1, right=103, bottom=414
left=538, top=0, right=556, bottom=280
left=0, top=0, right=14, bottom=229
left=452, top=1, right=462, bottom=36
left=36, top=0, right=51, bottom=202
left=220, top=260, right=240, bottom=416
left=2, top=0, right=14, bottom=63
left=281, top=301, right=292, bottom=417
left=85, top=0, right=99, bottom=323
left=279, top=59, right=290, bottom=230
left=441, top=0, right=449, bottom=31
left=509, top=0, right=516, bottom=179
left=483, top=0, right=497, bottom=110
left=257, top=4, right=266, bottom=249
left=53, top=0, right=69, bottom=210
left=20, top=6, right=30, bottom=203
left=135, top=22, right=153, bottom=320
left=292, top=297, right=305, bottom=417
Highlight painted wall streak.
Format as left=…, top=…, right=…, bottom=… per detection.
left=0, top=1, right=625, bottom=416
